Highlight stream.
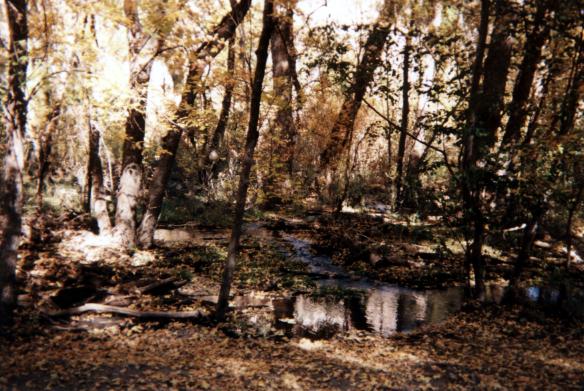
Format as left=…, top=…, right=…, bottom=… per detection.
left=156, top=223, right=584, bottom=339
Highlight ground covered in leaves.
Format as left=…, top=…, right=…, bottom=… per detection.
left=1, top=305, right=583, bottom=389
left=300, top=209, right=584, bottom=290
left=1, top=209, right=583, bottom=389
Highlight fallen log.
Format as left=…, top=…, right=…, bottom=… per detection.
left=45, top=303, right=204, bottom=319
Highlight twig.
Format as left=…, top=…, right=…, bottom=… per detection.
left=138, top=277, right=186, bottom=295
left=363, top=98, right=457, bottom=178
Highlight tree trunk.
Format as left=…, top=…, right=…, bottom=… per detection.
left=394, top=31, right=411, bottom=210
left=502, top=0, right=550, bottom=144
left=88, top=119, right=112, bottom=235
left=36, top=103, right=60, bottom=208
left=0, top=0, right=28, bottom=323
left=565, top=184, right=583, bottom=269
left=557, top=37, right=583, bottom=136
left=216, top=0, right=275, bottom=321
left=461, top=0, right=490, bottom=295
left=476, top=1, right=516, bottom=150
left=510, top=206, right=545, bottom=287
left=200, top=37, right=236, bottom=186
left=320, top=0, right=399, bottom=170
left=113, top=0, right=160, bottom=247
left=467, top=0, right=516, bottom=297
left=263, top=0, right=298, bottom=207
left=137, top=0, right=252, bottom=248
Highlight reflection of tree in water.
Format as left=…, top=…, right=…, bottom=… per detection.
left=293, top=295, right=348, bottom=335
left=365, top=289, right=399, bottom=336
left=285, top=284, right=584, bottom=339
left=346, top=293, right=369, bottom=331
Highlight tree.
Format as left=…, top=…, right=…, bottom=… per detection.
left=319, top=0, right=400, bottom=171
left=460, top=0, right=490, bottom=295
left=263, top=0, right=298, bottom=207
left=113, top=0, right=164, bottom=246
left=137, top=0, right=252, bottom=248
left=199, top=37, right=236, bottom=187
left=394, top=26, right=411, bottom=209
left=502, top=0, right=551, bottom=144
left=0, top=0, right=28, bottom=322
left=216, top=0, right=275, bottom=321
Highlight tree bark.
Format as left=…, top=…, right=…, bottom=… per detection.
left=502, top=0, right=550, bottom=144
left=319, top=0, right=399, bottom=170
left=200, top=37, right=237, bottom=186
left=137, top=0, right=252, bottom=248
left=263, top=0, right=298, bottom=207
left=0, top=0, right=28, bottom=323
left=394, top=31, right=411, bottom=210
left=557, top=37, right=583, bottom=136
left=113, top=0, right=161, bottom=246
left=461, top=0, right=490, bottom=295
left=565, top=184, right=583, bottom=268
left=510, top=205, right=545, bottom=287
left=36, top=102, right=60, bottom=208
left=216, top=0, right=275, bottom=321
left=465, top=0, right=516, bottom=297
left=88, top=119, right=112, bottom=235
left=476, top=1, right=516, bottom=150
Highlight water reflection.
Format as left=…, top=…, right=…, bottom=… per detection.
left=156, top=225, right=584, bottom=338
left=275, top=234, right=584, bottom=338
left=275, top=286, right=467, bottom=337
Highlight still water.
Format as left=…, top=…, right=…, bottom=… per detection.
left=270, top=233, right=583, bottom=338
left=156, top=225, right=584, bottom=338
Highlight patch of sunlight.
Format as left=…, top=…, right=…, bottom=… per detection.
left=529, top=352, right=584, bottom=371
left=319, top=344, right=426, bottom=373
left=217, top=358, right=252, bottom=377
left=59, top=230, right=130, bottom=264
left=482, top=244, right=505, bottom=260
left=131, top=251, right=156, bottom=267
left=282, top=373, right=303, bottom=390
left=295, top=338, right=325, bottom=351
left=341, top=205, right=361, bottom=214
left=546, top=357, right=584, bottom=371
left=444, top=238, right=465, bottom=255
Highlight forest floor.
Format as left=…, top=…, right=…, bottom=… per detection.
left=1, top=205, right=583, bottom=389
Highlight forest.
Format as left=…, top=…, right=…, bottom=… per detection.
left=0, top=0, right=583, bottom=388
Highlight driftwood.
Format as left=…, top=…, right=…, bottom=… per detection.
left=46, top=303, right=204, bottom=320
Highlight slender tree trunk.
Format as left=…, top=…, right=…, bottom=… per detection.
left=523, top=69, right=552, bottom=145
left=0, top=0, right=28, bottom=323
left=84, top=112, right=95, bottom=214
left=216, top=0, right=275, bottom=321
left=557, top=37, right=583, bottom=137
left=510, top=206, right=545, bottom=287
left=320, top=0, right=400, bottom=170
left=137, top=0, right=252, bottom=248
left=461, top=0, right=490, bottom=295
left=565, top=184, right=583, bottom=268
left=502, top=0, right=550, bottom=144
left=88, top=119, right=112, bottom=235
left=36, top=103, right=60, bottom=208
left=200, top=37, right=237, bottom=186
left=394, top=32, right=411, bottom=210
